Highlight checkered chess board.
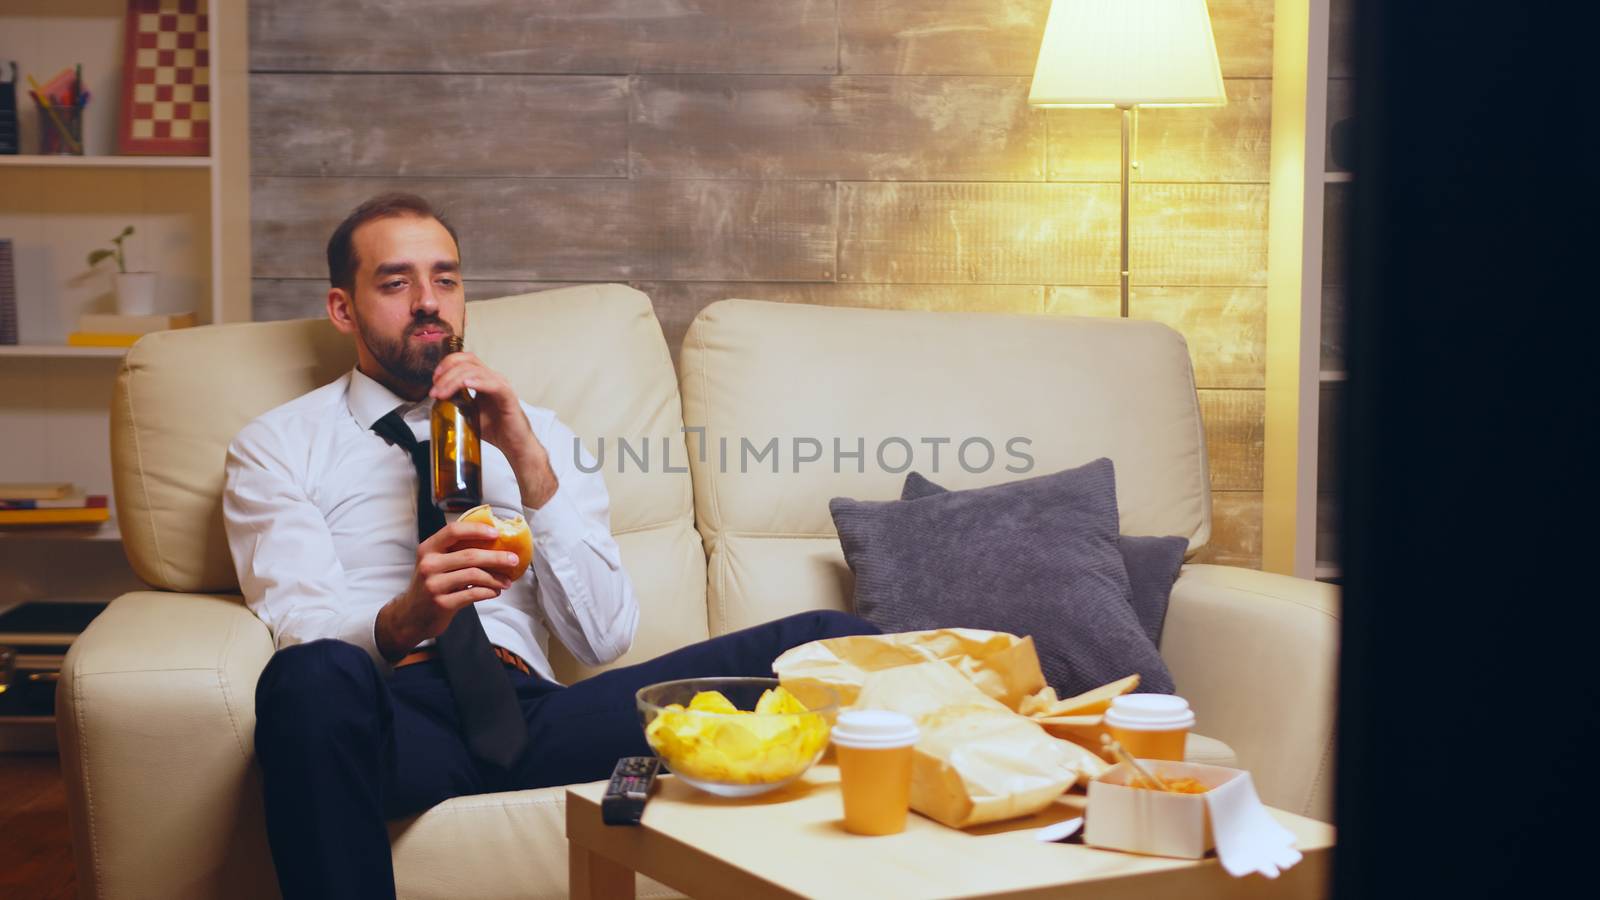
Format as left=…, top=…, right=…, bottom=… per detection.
left=121, top=0, right=209, bottom=154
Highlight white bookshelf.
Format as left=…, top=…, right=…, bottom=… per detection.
left=0, top=0, right=249, bottom=605
left=0, top=344, right=126, bottom=358
left=1265, top=0, right=1349, bottom=582
left=0, top=154, right=212, bottom=169
left=0, top=0, right=250, bottom=339
left=0, top=519, right=121, bottom=542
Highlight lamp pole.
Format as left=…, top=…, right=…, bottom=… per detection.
left=1119, top=105, right=1132, bottom=318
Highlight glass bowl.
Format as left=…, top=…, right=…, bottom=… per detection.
left=636, top=676, right=839, bottom=797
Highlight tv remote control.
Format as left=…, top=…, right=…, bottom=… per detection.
left=601, top=756, right=660, bottom=826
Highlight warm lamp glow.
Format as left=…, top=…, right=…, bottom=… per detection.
left=1029, top=0, right=1227, bottom=108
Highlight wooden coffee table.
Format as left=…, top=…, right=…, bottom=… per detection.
left=566, top=765, right=1335, bottom=899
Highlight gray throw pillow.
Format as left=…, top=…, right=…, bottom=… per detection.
left=829, top=458, right=1175, bottom=697
left=903, top=471, right=1188, bottom=648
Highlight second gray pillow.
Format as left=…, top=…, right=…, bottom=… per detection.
left=829, top=457, right=1175, bottom=697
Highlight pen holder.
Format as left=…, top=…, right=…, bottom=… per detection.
left=37, top=99, right=84, bottom=155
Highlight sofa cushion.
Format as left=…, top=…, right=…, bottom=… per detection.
left=388, top=786, right=682, bottom=900
left=829, top=458, right=1175, bottom=697
left=902, top=471, right=1188, bottom=647
left=677, top=298, right=1212, bottom=638
left=705, top=535, right=854, bottom=634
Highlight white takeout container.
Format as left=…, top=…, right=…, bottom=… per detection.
left=1084, top=760, right=1245, bottom=859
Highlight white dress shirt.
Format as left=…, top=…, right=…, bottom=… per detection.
left=223, top=367, right=639, bottom=682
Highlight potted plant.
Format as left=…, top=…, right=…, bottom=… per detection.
left=87, top=226, right=157, bottom=315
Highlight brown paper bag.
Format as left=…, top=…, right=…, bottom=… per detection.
left=774, top=629, right=1130, bottom=828
left=1020, top=674, right=1143, bottom=750
left=770, top=627, right=1051, bottom=710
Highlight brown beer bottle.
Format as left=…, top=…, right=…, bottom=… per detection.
left=431, top=335, right=483, bottom=512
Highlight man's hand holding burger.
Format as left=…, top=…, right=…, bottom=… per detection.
left=375, top=518, right=523, bottom=661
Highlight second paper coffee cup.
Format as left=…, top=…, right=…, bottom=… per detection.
left=1103, top=693, right=1195, bottom=761
left=831, top=710, right=919, bottom=835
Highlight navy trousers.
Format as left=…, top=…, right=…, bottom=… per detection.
left=254, top=610, right=880, bottom=899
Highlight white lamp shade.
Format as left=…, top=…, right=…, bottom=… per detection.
left=1028, top=0, right=1227, bottom=108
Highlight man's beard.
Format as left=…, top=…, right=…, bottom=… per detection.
left=359, top=315, right=455, bottom=390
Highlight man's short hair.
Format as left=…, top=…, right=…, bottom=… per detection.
left=326, top=192, right=460, bottom=291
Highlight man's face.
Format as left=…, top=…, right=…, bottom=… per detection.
left=327, top=214, right=465, bottom=398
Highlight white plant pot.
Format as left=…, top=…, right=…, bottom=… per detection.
left=115, top=272, right=159, bottom=316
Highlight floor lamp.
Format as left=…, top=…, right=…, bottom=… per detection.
left=1028, top=0, right=1227, bottom=317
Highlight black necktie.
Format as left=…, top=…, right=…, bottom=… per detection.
left=372, top=409, right=528, bottom=771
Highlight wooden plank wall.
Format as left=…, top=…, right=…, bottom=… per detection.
left=248, top=0, right=1273, bottom=567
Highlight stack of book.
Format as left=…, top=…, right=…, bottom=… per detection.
left=0, top=482, right=110, bottom=526
left=67, top=311, right=197, bottom=348
left=0, top=239, right=18, bottom=345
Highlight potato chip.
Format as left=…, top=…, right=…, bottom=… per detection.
left=755, top=686, right=809, bottom=716
left=688, top=690, right=741, bottom=714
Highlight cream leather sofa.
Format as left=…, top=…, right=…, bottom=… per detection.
left=58, top=284, right=1338, bottom=900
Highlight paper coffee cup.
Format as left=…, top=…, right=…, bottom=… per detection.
left=1103, top=694, right=1195, bottom=762
left=831, top=710, right=919, bottom=836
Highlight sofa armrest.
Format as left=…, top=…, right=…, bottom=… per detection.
left=57, top=591, right=280, bottom=900
left=1159, top=565, right=1340, bottom=821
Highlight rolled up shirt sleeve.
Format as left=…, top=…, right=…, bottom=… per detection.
left=223, top=421, right=388, bottom=668
left=523, top=410, right=639, bottom=668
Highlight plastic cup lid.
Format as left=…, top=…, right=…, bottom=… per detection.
left=831, top=710, right=919, bottom=748
left=1104, top=693, right=1196, bottom=730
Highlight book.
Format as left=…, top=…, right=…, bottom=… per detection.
left=0, top=239, right=17, bottom=345
left=66, top=332, right=141, bottom=348
left=0, top=481, right=75, bottom=501
left=77, top=311, right=197, bottom=334
left=0, top=506, right=110, bottom=525
left=0, top=493, right=107, bottom=510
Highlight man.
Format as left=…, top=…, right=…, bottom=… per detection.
left=224, top=193, right=877, bottom=898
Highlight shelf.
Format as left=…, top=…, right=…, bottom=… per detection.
left=1319, top=370, right=1347, bottom=382
left=0, top=518, right=120, bottom=542
left=0, top=344, right=126, bottom=358
left=1323, top=171, right=1354, bottom=183
left=0, top=154, right=211, bottom=169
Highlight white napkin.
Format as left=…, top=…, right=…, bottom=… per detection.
left=1034, top=817, right=1083, bottom=842
left=1204, top=772, right=1303, bottom=878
